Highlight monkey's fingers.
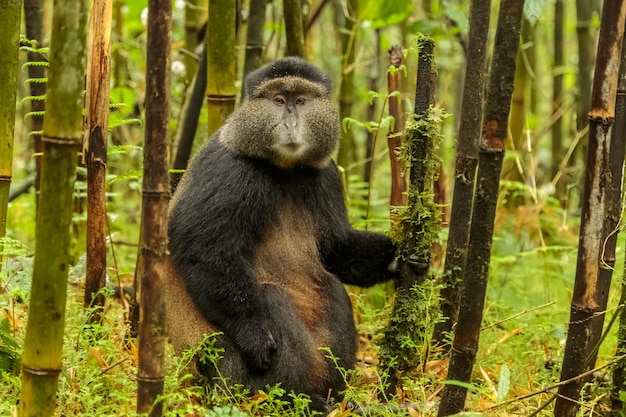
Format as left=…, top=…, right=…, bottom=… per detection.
left=241, top=327, right=277, bottom=371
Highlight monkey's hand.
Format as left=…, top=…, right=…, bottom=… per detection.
left=394, top=254, right=430, bottom=288
left=235, top=324, right=277, bottom=371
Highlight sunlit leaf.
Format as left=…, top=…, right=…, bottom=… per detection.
left=497, top=364, right=511, bottom=403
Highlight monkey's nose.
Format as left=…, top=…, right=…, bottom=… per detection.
left=284, top=114, right=298, bottom=130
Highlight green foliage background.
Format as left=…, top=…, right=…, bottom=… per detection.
left=2, top=0, right=621, bottom=415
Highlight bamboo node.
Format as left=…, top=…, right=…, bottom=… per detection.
left=206, top=94, right=237, bottom=103
left=42, top=134, right=82, bottom=145
left=0, top=175, right=11, bottom=182
left=141, top=190, right=170, bottom=198
left=587, top=113, right=615, bottom=126
left=21, top=365, right=62, bottom=377
left=136, top=374, right=165, bottom=383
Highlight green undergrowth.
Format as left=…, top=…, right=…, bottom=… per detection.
left=2, top=175, right=624, bottom=416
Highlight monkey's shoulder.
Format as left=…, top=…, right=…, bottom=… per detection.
left=172, top=135, right=349, bottom=238
left=190, top=135, right=342, bottom=195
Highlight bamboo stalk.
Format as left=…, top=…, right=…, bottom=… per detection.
left=437, top=0, right=525, bottom=414
left=304, top=0, right=331, bottom=34
left=507, top=17, right=533, bottom=166
left=610, top=29, right=626, bottom=416
left=242, top=0, right=267, bottom=78
left=386, top=45, right=408, bottom=209
left=363, top=29, right=380, bottom=183
left=84, top=0, right=113, bottom=322
left=0, top=0, right=22, bottom=239
left=206, top=0, right=236, bottom=136
left=554, top=2, right=626, bottom=415
left=112, top=0, right=126, bottom=88
left=336, top=0, right=358, bottom=170
left=171, top=44, right=207, bottom=192
left=18, top=0, right=88, bottom=414
left=378, top=36, right=438, bottom=385
left=184, top=0, right=207, bottom=85
left=574, top=0, right=596, bottom=165
left=552, top=0, right=565, bottom=205
left=135, top=0, right=171, bottom=413
left=432, top=0, right=491, bottom=349
left=282, top=0, right=305, bottom=57
left=408, top=38, right=435, bottom=200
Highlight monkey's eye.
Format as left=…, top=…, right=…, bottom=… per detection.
left=295, top=97, right=307, bottom=106
left=273, top=95, right=286, bottom=105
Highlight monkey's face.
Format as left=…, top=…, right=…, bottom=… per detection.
left=219, top=76, right=341, bottom=169
left=268, top=90, right=312, bottom=164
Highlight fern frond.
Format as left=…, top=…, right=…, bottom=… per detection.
left=109, top=102, right=127, bottom=110
left=21, top=95, right=46, bottom=105
left=109, top=118, right=142, bottom=129
left=106, top=170, right=143, bottom=185
left=20, top=45, right=50, bottom=55
left=108, top=145, right=143, bottom=155
left=19, top=35, right=38, bottom=48
left=24, top=77, right=48, bottom=84
left=22, top=61, right=49, bottom=69
left=25, top=111, right=46, bottom=119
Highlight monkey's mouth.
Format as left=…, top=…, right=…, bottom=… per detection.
left=276, top=141, right=306, bottom=156
left=281, top=142, right=304, bottom=152
left=272, top=139, right=308, bottom=167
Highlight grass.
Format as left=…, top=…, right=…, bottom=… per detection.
left=2, top=175, right=624, bottom=416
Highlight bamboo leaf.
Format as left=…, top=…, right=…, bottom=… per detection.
left=497, top=364, right=511, bottom=403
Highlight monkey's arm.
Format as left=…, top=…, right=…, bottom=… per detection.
left=322, top=230, right=397, bottom=287
left=316, top=164, right=398, bottom=287
left=168, top=143, right=278, bottom=370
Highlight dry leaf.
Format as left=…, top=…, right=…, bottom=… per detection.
left=89, top=346, right=109, bottom=370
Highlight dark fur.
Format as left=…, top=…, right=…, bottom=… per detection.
left=243, top=56, right=332, bottom=98
left=166, top=58, right=396, bottom=411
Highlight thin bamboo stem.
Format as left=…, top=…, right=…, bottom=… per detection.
left=0, top=0, right=22, bottom=239
left=438, top=0, right=525, bottom=413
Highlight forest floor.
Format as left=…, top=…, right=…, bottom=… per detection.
left=1, top=192, right=621, bottom=416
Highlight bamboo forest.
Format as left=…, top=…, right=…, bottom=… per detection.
left=1, top=0, right=626, bottom=416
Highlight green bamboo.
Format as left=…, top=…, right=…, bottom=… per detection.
left=0, top=0, right=22, bottom=239
left=242, top=0, right=267, bottom=78
left=206, top=0, right=236, bottom=136
left=283, top=0, right=305, bottom=57
left=552, top=0, right=565, bottom=205
left=112, top=0, right=127, bottom=87
left=575, top=0, right=595, bottom=164
left=184, top=0, right=207, bottom=84
left=503, top=17, right=534, bottom=190
left=18, top=0, right=87, bottom=415
left=335, top=0, right=358, bottom=170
